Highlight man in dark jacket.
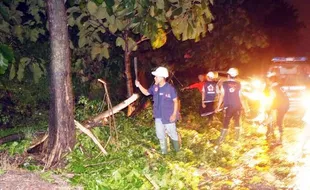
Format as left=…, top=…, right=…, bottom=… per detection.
left=201, top=72, right=218, bottom=121
left=265, top=72, right=289, bottom=145
left=215, top=68, right=246, bottom=145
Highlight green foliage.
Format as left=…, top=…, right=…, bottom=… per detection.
left=0, top=0, right=47, bottom=43
left=0, top=0, right=49, bottom=83
left=0, top=44, right=14, bottom=75
left=0, top=76, right=49, bottom=127
left=67, top=0, right=214, bottom=61
left=175, top=2, right=269, bottom=73
left=75, top=96, right=106, bottom=121
left=7, top=141, right=27, bottom=155
left=0, top=95, right=302, bottom=189
left=64, top=113, right=203, bottom=189
left=0, top=137, right=31, bottom=156
left=8, top=55, right=47, bottom=84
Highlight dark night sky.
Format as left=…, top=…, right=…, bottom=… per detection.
left=287, top=0, right=310, bottom=55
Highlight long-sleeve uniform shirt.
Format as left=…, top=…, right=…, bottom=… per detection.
left=187, top=82, right=204, bottom=92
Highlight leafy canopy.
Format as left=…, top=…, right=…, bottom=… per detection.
left=0, top=0, right=47, bottom=82
left=67, top=0, right=214, bottom=61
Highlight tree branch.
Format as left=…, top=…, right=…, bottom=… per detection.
left=136, top=36, right=149, bottom=45
left=75, top=120, right=108, bottom=155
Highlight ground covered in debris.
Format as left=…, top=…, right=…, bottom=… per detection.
left=1, top=109, right=309, bottom=189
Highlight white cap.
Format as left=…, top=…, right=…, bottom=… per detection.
left=151, top=66, right=169, bottom=78
left=266, top=72, right=276, bottom=78
left=207, top=72, right=215, bottom=78
left=227, top=68, right=238, bottom=77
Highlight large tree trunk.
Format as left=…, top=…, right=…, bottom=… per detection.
left=124, top=31, right=133, bottom=97
left=124, top=31, right=134, bottom=116
left=45, top=0, right=75, bottom=168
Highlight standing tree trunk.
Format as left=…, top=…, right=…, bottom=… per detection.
left=45, top=0, right=75, bottom=168
left=124, top=31, right=134, bottom=116
left=124, top=31, right=133, bottom=97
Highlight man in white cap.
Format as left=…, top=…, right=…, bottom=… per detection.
left=135, top=66, right=180, bottom=154
left=201, top=72, right=219, bottom=122
left=215, top=68, right=245, bottom=145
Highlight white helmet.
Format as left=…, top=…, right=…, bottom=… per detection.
left=151, top=66, right=169, bottom=78
left=227, top=68, right=238, bottom=77
left=206, top=71, right=215, bottom=78
left=266, top=72, right=276, bottom=78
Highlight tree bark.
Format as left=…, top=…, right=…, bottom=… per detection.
left=0, top=133, right=24, bottom=145
left=45, top=0, right=75, bottom=168
left=84, top=93, right=139, bottom=128
left=124, top=31, right=135, bottom=116
left=124, top=31, right=133, bottom=97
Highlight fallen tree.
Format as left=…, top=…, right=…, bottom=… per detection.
left=0, top=133, right=25, bottom=145
left=84, top=93, right=139, bottom=129
left=27, top=93, right=139, bottom=157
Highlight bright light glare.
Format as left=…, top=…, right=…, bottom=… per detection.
left=251, top=79, right=262, bottom=89
left=301, top=93, right=310, bottom=108
left=290, top=140, right=310, bottom=189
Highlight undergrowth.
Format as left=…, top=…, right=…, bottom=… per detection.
left=0, top=93, right=303, bottom=189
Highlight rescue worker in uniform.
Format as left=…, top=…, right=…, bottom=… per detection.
left=265, top=72, right=289, bottom=145
left=135, top=66, right=180, bottom=154
left=181, top=74, right=205, bottom=93
left=201, top=72, right=218, bottom=122
left=215, top=68, right=246, bottom=145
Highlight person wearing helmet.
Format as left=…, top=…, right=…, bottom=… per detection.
left=135, top=66, right=180, bottom=154
left=181, top=74, right=205, bottom=92
left=215, top=68, right=245, bottom=145
left=265, top=72, right=289, bottom=145
left=201, top=71, right=219, bottom=122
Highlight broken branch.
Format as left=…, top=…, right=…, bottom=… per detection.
left=74, top=120, right=108, bottom=155
left=84, top=93, right=139, bottom=128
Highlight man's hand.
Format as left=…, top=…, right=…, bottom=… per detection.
left=170, top=113, right=177, bottom=122
left=215, top=107, right=221, bottom=113
left=135, top=80, right=140, bottom=88
left=202, top=103, right=206, bottom=108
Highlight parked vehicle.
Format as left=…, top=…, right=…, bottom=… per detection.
left=267, top=57, right=310, bottom=112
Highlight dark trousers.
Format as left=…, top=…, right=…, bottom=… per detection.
left=223, top=106, right=241, bottom=129
left=275, top=105, right=289, bottom=133
left=200, top=102, right=215, bottom=120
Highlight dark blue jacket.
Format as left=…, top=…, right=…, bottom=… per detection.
left=148, top=83, right=178, bottom=124
left=203, top=81, right=217, bottom=102
left=222, top=80, right=242, bottom=108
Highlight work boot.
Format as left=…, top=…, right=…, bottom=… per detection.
left=217, top=129, right=228, bottom=145
left=235, top=127, right=240, bottom=141
left=171, top=140, right=180, bottom=152
left=159, top=139, right=168, bottom=154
